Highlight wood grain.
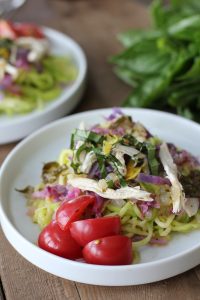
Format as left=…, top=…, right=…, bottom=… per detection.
left=0, top=229, right=80, bottom=300
left=0, top=279, right=6, bottom=300
left=0, top=0, right=200, bottom=299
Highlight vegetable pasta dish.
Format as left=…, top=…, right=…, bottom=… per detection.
left=19, top=108, right=200, bottom=265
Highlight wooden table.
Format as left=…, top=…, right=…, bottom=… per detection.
left=0, top=1, right=200, bottom=299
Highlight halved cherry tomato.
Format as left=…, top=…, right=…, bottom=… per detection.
left=12, top=23, right=44, bottom=38
left=0, top=20, right=17, bottom=39
left=70, top=216, right=121, bottom=247
left=38, top=220, right=82, bottom=259
left=56, top=195, right=95, bottom=231
left=83, top=235, right=133, bottom=265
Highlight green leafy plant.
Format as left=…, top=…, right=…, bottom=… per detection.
left=111, top=0, right=200, bottom=122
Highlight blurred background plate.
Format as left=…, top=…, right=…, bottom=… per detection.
left=0, top=0, right=26, bottom=15
left=0, top=26, right=87, bottom=144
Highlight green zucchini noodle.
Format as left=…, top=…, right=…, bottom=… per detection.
left=103, top=200, right=200, bottom=248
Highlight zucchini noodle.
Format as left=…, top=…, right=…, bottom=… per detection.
left=155, top=215, right=175, bottom=228
left=103, top=200, right=200, bottom=248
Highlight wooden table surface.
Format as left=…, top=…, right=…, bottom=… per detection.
left=0, top=0, right=200, bottom=299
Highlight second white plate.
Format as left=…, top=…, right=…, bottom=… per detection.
left=0, top=26, right=87, bottom=144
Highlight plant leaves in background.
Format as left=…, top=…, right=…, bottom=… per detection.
left=111, top=0, right=200, bottom=123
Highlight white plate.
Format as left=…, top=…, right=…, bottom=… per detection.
left=0, top=108, right=200, bottom=286
left=0, top=26, right=87, bottom=144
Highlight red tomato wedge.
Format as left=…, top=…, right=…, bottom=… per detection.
left=56, top=195, right=95, bottom=231
left=0, top=20, right=17, bottom=39
left=38, top=221, right=82, bottom=259
left=12, top=23, right=44, bottom=38
left=83, top=235, right=133, bottom=265
left=70, top=216, right=121, bottom=247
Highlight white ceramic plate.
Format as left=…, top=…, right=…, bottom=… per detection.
left=0, top=108, right=200, bottom=286
left=0, top=26, right=87, bottom=144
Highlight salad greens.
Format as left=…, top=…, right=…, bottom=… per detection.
left=19, top=109, right=200, bottom=261
left=111, top=0, right=200, bottom=123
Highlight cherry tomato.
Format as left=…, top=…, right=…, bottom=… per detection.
left=56, top=195, right=95, bottom=231
left=12, top=23, right=44, bottom=38
left=38, top=220, right=82, bottom=259
left=83, top=235, right=133, bottom=265
left=70, top=216, right=121, bottom=247
left=0, top=20, right=17, bottom=39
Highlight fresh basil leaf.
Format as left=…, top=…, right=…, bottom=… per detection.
left=168, top=15, right=200, bottom=41
left=123, top=76, right=168, bottom=107
left=177, top=107, right=194, bottom=120
left=114, top=66, right=139, bottom=87
left=112, top=47, right=171, bottom=76
left=178, top=57, right=200, bottom=79
left=118, top=29, right=161, bottom=48
left=172, top=0, right=200, bottom=13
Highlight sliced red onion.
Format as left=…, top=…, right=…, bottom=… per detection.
left=91, top=126, right=125, bottom=136
left=0, top=91, right=4, bottom=101
left=137, top=173, right=171, bottom=186
left=7, top=84, right=21, bottom=95
left=88, top=162, right=100, bottom=179
left=32, top=184, right=81, bottom=202
left=91, top=127, right=110, bottom=135
left=105, top=107, right=124, bottom=121
left=0, top=74, right=12, bottom=89
left=15, top=47, right=29, bottom=68
left=92, top=194, right=105, bottom=217
left=150, top=237, right=168, bottom=245
left=168, top=143, right=200, bottom=167
left=138, top=200, right=160, bottom=216
left=132, top=235, right=145, bottom=242
left=138, top=202, right=149, bottom=215
left=32, top=185, right=67, bottom=201
left=67, top=186, right=81, bottom=200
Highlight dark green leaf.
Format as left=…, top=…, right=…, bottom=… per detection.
left=76, top=144, right=92, bottom=161
left=112, top=47, right=171, bottom=76
left=121, top=134, right=144, bottom=151
left=96, top=154, right=107, bottom=178
left=114, top=66, right=139, bottom=87
left=72, top=129, right=104, bottom=146
left=168, top=15, right=200, bottom=41
left=172, top=0, right=200, bottom=13
left=177, top=107, right=194, bottom=120
left=15, top=186, right=34, bottom=195
left=178, top=57, right=200, bottom=79
left=123, top=76, right=169, bottom=107
left=118, top=29, right=161, bottom=48
left=146, top=143, right=160, bottom=175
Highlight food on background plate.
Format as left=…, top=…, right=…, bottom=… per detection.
left=18, top=108, right=200, bottom=265
left=0, top=20, right=77, bottom=115
left=111, top=0, right=200, bottom=123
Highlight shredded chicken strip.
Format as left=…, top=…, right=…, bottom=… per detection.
left=68, top=177, right=153, bottom=201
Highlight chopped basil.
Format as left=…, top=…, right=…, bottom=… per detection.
left=71, top=129, right=104, bottom=149
left=146, top=143, right=160, bottom=175
left=121, top=134, right=144, bottom=151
